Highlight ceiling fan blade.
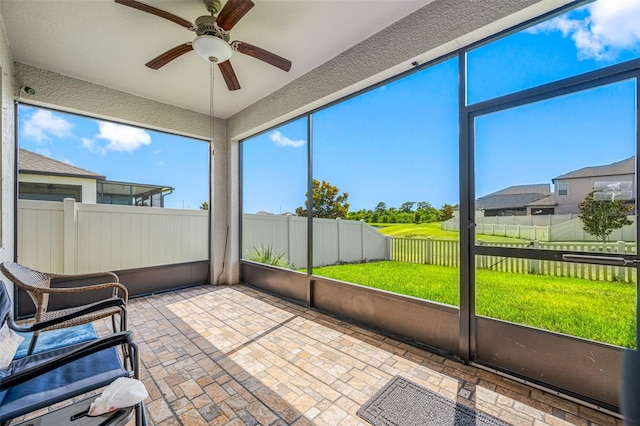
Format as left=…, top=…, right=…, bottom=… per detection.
left=145, top=43, right=193, bottom=69
left=234, top=42, right=291, bottom=72
left=215, top=0, right=254, bottom=31
left=115, top=0, right=194, bottom=30
left=218, top=61, right=241, bottom=91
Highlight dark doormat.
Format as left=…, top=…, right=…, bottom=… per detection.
left=357, top=376, right=510, bottom=426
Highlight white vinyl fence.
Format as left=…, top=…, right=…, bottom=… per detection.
left=442, top=216, right=636, bottom=242
left=392, top=238, right=637, bottom=282
left=242, top=214, right=390, bottom=268
left=18, top=199, right=209, bottom=274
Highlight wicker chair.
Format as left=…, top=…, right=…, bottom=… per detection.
left=0, top=280, right=145, bottom=426
left=0, top=261, right=128, bottom=356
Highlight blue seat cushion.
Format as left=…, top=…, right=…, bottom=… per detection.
left=0, top=342, right=127, bottom=422
left=14, top=323, right=98, bottom=359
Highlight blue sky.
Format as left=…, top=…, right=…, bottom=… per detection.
left=18, top=107, right=209, bottom=209
left=17, top=0, right=640, bottom=214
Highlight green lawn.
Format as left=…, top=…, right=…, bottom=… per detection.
left=376, top=222, right=529, bottom=243
left=311, top=261, right=636, bottom=348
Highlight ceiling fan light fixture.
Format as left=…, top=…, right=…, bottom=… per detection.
left=192, top=35, right=233, bottom=63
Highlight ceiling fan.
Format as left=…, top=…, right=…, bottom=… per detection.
left=114, top=0, right=292, bottom=91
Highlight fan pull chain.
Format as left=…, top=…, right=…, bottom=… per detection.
left=209, top=61, right=215, bottom=145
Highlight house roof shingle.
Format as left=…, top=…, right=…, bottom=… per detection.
left=18, top=148, right=106, bottom=180
left=486, top=184, right=551, bottom=197
left=476, top=193, right=550, bottom=211
left=553, top=156, right=635, bottom=181
left=476, top=184, right=552, bottom=211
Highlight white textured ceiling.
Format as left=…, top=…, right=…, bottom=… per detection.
left=1, top=0, right=432, bottom=118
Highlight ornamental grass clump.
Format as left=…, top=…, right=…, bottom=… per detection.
left=247, top=244, right=295, bottom=269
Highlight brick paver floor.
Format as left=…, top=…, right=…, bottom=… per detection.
left=13, top=284, right=625, bottom=425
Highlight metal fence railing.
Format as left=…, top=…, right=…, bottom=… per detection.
left=391, top=237, right=637, bottom=283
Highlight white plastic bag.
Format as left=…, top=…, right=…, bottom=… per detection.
left=89, top=377, right=148, bottom=416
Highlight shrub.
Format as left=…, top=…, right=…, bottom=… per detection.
left=246, top=244, right=295, bottom=269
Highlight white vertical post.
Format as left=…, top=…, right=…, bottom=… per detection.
left=63, top=198, right=78, bottom=274
left=336, top=218, right=341, bottom=263
left=287, top=215, right=293, bottom=262
left=360, top=220, right=365, bottom=262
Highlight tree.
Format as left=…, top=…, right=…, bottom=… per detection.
left=399, top=201, right=415, bottom=213
left=439, top=203, right=455, bottom=221
left=295, top=179, right=350, bottom=219
left=579, top=191, right=633, bottom=244
left=374, top=202, right=387, bottom=215
left=199, top=201, right=209, bottom=210
left=416, top=201, right=432, bottom=211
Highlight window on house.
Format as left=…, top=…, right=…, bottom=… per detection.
left=19, top=182, right=82, bottom=202
left=557, top=183, right=568, bottom=196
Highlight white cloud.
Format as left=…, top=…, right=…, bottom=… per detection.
left=96, top=122, right=151, bottom=152
left=82, top=122, right=152, bottom=154
left=81, top=137, right=98, bottom=152
left=269, top=130, right=305, bottom=148
left=527, top=0, right=640, bottom=61
left=22, top=109, right=73, bottom=141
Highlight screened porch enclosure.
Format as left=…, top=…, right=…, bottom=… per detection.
left=2, top=0, right=639, bottom=422
left=240, top=0, right=640, bottom=415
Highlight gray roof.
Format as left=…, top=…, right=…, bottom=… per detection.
left=525, top=194, right=557, bottom=207
left=486, top=184, right=551, bottom=197
left=553, top=156, right=635, bottom=181
left=477, top=184, right=551, bottom=211
left=18, top=148, right=105, bottom=180
left=476, top=193, right=550, bottom=211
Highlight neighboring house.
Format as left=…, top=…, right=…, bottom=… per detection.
left=476, top=184, right=553, bottom=216
left=18, top=148, right=173, bottom=207
left=552, top=156, right=635, bottom=214
left=476, top=157, right=636, bottom=216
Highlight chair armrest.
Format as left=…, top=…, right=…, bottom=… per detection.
left=7, top=297, right=127, bottom=334
left=33, top=297, right=127, bottom=331
left=38, top=282, right=128, bottom=302
left=0, top=331, right=134, bottom=391
left=47, top=271, right=119, bottom=283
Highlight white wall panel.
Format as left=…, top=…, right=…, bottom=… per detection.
left=17, top=200, right=208, bottom=274
left=17, top=200, right=64, bottom=273
left=242, top=214, right=389, bottom=268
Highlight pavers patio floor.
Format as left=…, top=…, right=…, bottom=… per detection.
left=13, top=284, right=624, bottom=425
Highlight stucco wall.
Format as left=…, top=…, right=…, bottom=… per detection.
left=13, top=63, right=221, bottom=142
left=0, top=12, right=15, bottom=299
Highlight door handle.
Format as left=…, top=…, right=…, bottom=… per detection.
left=562, top=254, right=637, bottom=266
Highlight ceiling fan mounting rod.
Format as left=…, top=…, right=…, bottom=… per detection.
left=204, top=0, right=222, bottom=15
